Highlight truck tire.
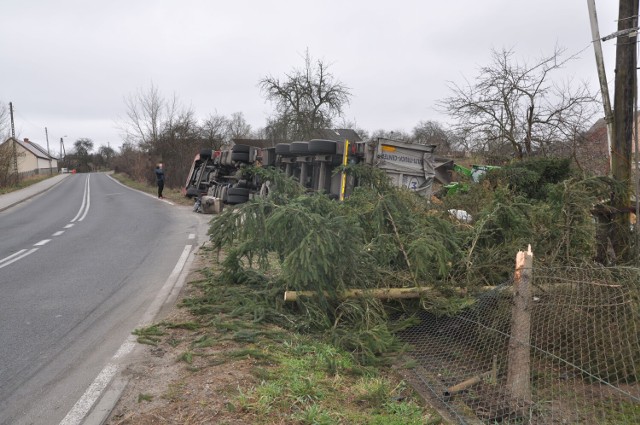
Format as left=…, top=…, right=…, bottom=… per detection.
left=231, top=152, right=250, bottom=163
left=228, top=187, right=250, bottom=196
left=227, top=187, right=250, bottom=204
left=308, top=139, right=337, bottom=154
left=227, top=195, right=249, bottom=205
left=275, top=143, right=290, bottom=155
left=232, top=144, right=251, bottom=153
left=200, top=149, right=213, bottom=159
left=289, top=141, right=309, bottom=155
left=185, top=186, right=200, bottom=198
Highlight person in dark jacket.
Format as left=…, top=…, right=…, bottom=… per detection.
left=155, top=163, right=165, bottom=198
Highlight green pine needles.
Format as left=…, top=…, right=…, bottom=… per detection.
left=203, top=159, right=636, bottom=365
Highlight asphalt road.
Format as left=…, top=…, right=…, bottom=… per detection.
left=0, top=173, right=209, bottom=425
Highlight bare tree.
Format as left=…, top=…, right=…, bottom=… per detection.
left=155, top=109, right=205, bottom=187
left=74, top=138, right=94, bottom=155
left=440, top=47, right=598, bottom=159
left=200, top=113, right=229, bottom=150
left=262, top=116, right=291, bottom=142
left=227, top=112, right=252, bottom=140
left=112, top=142, right=148, bottom=182
left=371, top=129, right=410, bottom=141
left=260, top=49, right=351, bottom=140
left=70, top=138, right=95, bottom=172
left=97, top=145, right=116, bottom=169
left=120, top=82, right=179, bottom=150
left=412, top=120, right=452, bottom=152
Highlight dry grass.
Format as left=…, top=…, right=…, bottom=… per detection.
left=0, top=173, right=58, bottom=194
left=110, top=172, right=194, bottom=206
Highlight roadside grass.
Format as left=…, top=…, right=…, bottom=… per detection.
left=110, top=172, right=193, bottom=206
left=131, top=249, right=445, bottom=424
left=0, top=173, right=59, bottom=195
left=227, top=334, right=441, bottom=424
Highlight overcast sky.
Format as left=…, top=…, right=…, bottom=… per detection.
left=0, top=1, right=621, bottom=153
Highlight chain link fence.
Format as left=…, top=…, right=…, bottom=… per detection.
left=398, top=265, right=640, bottom=424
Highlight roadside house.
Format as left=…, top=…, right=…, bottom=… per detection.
left=0, top=137, right=58, bottom=177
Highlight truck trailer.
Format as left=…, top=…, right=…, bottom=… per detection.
left=182, top=138, right=437, bottom=211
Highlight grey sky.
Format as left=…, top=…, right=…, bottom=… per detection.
left=0, top=1, right=620, bottom=152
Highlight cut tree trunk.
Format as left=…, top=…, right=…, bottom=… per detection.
left=506, top=245, right=533, bottom=405
left=284, top=286, right=498, bottom=302
left=284, top=287, right=440, bottom=302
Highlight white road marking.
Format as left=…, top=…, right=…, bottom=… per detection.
left=65, top=224, right=74, bottom=229
left=188, top=233, right=195, bottom=240
left=113, top=336, right=137, bottom=360
left=33, top=239, right=51, bottom=246
left=0, top=249, right=27, bottom=266
left=58, top=363, right=118, bottom=425
left=107, top=174, right=175, bottom=205
left=139, top=245, right=192, bottom=326
left=71, top=175, right=91, bottom=222
left=59, top=244, right=194, bottom=425
left=53, top=231, right=64, bottom=236
left=78, top=179, right=91, bottom=222
left=0, top=248, right=38, bottom=270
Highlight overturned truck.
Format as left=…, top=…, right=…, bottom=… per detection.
left=182, top=137, right=437, bottom=211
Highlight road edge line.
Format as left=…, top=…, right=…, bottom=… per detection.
left=61, top=244, right=196, bottom=425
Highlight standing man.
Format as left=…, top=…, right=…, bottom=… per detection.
left=155, top=163, right=165, bottom=199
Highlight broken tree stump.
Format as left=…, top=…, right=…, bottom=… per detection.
left=506, top=245, right=533, bottom=405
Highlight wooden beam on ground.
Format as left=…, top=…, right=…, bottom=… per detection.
left=283, top=285, right=501, bottom=302
left=284, top=287, right=440, bottom=302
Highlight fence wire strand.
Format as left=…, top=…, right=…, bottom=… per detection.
left=398, top=265, right=640, bottom=424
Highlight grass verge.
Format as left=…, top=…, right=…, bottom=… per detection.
left=0, top=173, right=59, bottom=195
left=128, top=247, right=445, bottom=424
left=110, top=172, right=193, bottom=206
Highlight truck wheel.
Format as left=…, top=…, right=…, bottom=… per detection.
left=227, top=188, right=250, bottom=204
left=200, top=149, right=213, bottom=159
left=231, top=152, right=250, bottom=163
left=227, top=195, right=249, bottom=204
left=308, top=139, right=337, bottom=154
left=185, top=187, right=200, bottom=198
left=232, top=144, right=251, bottom=153
left=228, top=187, right=250, bottom=197
left=290, top=141, right=309, bottom=155
left=275, top=143, right=290, bottom=155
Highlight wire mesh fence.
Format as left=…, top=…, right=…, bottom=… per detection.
left=398, top=264, right=640, bottom=424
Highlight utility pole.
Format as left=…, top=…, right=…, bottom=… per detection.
left=611, top=0, right=639, bottom=260
left=587, top=0, right=614, bottom=173
left=9, top=102, right=19, bottom=183
left=45, top=127, right=53, bottom=175
left=60, top=137, right=66, bottom=163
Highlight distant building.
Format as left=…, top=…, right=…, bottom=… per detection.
left=0, top=137, right=58, bottom=177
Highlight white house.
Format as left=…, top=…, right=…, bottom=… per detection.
left=0, top=137, right=58, bottom=176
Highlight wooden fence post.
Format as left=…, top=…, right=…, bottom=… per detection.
left=506, top=244, right=533, bottom=404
